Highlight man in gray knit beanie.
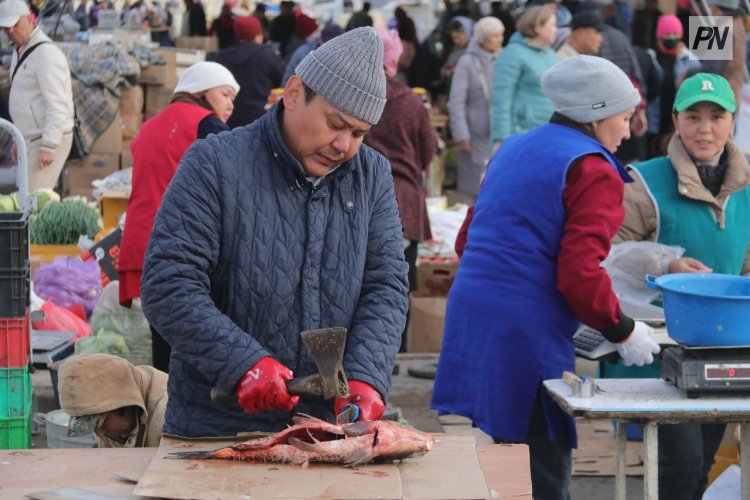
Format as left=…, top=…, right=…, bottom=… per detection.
left=294, top=26, right=386, bottom=125
left=281, top=26, right=389, bottom=178
left=141, top=25, right=408, bottom=435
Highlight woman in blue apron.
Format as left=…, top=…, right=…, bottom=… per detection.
left=616, top=72, right=750, bottom=500
left=432, top=55, right=661, bottom=500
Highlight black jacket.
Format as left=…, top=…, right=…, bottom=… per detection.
left=214, top=42, right=285, bottom=128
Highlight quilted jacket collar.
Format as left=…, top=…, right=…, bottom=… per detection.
left=264, top=102, right=356, bottom=191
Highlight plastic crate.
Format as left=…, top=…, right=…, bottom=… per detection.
left=0, top=367, right=31, bottom=419
left=0, top=267, right=29, bottom=317
left=0, top=401, right=31, bottom=449
left=0, top=312, right=29, bottom=368
left=0, top=213, right=28, bottom=273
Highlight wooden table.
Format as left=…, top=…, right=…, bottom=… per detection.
left=0, top=440, right=531, bottom=499
left=545, top=378, right=750, bottom=500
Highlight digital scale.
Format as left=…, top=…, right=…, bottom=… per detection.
left=661, top=345, right=750, bottom=397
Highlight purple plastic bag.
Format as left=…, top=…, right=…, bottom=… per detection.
left=33, top=257, right=102, bottom=316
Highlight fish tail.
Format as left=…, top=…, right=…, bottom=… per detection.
left=166, top=450, right=215, bottom=460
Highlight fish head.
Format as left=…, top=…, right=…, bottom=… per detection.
left=369, top=420, right=436, bottom=461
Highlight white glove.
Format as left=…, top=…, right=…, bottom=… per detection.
left=615, top=321, right=661, bottom=367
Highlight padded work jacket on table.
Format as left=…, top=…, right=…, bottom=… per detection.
left=140, top=104, right=409, bottom=437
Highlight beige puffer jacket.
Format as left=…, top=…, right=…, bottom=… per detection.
left=58, top=353, right=168, bottom=447
left=614, top=135, right=750, bottom=275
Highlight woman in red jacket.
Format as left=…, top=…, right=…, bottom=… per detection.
left=118, top=61, right=239, bottom=372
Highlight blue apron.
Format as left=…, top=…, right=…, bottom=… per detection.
left=431, top=124, right=630, bottom=445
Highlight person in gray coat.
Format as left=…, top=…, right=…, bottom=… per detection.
left=448, top=17, right=505, bottom=200
left=140, top=27, right=409, bottom=437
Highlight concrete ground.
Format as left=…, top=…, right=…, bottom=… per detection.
left=30, top=354, right=645, bottom=499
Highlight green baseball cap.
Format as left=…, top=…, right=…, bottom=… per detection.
left=673, top=73, right=736, bottom=113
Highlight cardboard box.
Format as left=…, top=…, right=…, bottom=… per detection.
left=62, top=154, right=120, bottom=200
left=134, top=434, right=490, bottom=499
left=81, top=227, right=122, bottom=287
left=90, top=113, right=123, bottom=154
left=138, top=50, right=177, bottom=86
left=120, top=150, right=133, bottom=169
left=120, top=86, right=144, bottom=140
left=120, top=85, right=144, bottom=116
left=99, top=193, right=129, bottom=229
left=166, top=47, right=206, bottom=66
left=414, top=258, right=458, bottom=297
left=406, top=296, right=447, bottom=352
left=145, top=83, right=176, bottom=114
left=121, top=112, right=142, bottom=142
left=174, top=36, right=218, bottom=53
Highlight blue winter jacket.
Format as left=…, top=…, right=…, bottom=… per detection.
left=490, top=32, right=557, bottom=143
left=141, top=104, right=410, bottom=437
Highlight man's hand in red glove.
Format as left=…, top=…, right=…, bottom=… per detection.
left=236, top=357, right=299, bottom=413
left=334, top=380, right=385, bottom=421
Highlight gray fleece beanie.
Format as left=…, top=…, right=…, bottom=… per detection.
left=295, top=27, right=387, bottom=125
left=541, top=55, right=640, bottom=123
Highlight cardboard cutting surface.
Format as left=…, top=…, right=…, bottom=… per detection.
left=134, top=434, right=490, bottom=500
left=0, top=447, right=154, bottom=498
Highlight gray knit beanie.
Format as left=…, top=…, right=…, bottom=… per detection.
left=295, top=27, right=386, bottom=125
left=541, top=55, right=640, bottom=124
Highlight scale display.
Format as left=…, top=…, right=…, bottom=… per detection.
left=705, top=364, right=750, bottom=380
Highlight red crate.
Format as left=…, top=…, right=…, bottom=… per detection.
left=0, top=311, right=29, bottom=368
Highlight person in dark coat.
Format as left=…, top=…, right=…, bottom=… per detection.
left=141, top=27, right=409, bottom=438
left=184, top=0, right=207, bottom=35
left=211, top=1, right=235, bottom=49
left=214, top=15, right=285, bottom=128
left=283, top=11, right=317, bottom=64
left=364, top=27, right=438, bottom=352
left=345, top=1, right=372, bottom=30
left=269, top=0, right=296, bottom=57
left=252, top=2, right=269, bottom=39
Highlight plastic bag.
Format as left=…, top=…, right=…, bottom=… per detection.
left=74, top=328, right=130, bottom=356
left=33, top=257, right=103, bottom=316
left=421, top=197, right=470, bottom=258
left=32, top=300, right=92, bottom=340
left=603, top=241, right=685, bottom=303
left=89, top=281, right=152, bottom=366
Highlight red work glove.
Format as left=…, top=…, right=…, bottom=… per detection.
left=335, top=380, right=386, bottom=421
left=236, top=357, right=299, bottom=413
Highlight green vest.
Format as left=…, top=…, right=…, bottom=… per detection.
left=632, top=156, right=750, bottom=275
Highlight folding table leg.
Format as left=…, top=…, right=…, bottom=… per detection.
left=741, top=422, right=750, bottom=500
left=643, top=422, right=658, bottom=500
left=615, top=421, right=627, bottom=500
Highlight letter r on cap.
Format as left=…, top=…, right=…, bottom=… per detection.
left=701, top=80, right=715, bottom=91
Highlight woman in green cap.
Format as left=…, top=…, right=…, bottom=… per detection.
left=616, top=72, right=750, bottom=499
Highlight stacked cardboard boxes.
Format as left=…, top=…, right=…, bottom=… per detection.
left=63, top=46, right=202, bottom=202
left=406, top=257, right=458, bottom=352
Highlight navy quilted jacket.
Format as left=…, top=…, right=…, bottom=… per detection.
left=141, top=105, right=409, bottom=437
